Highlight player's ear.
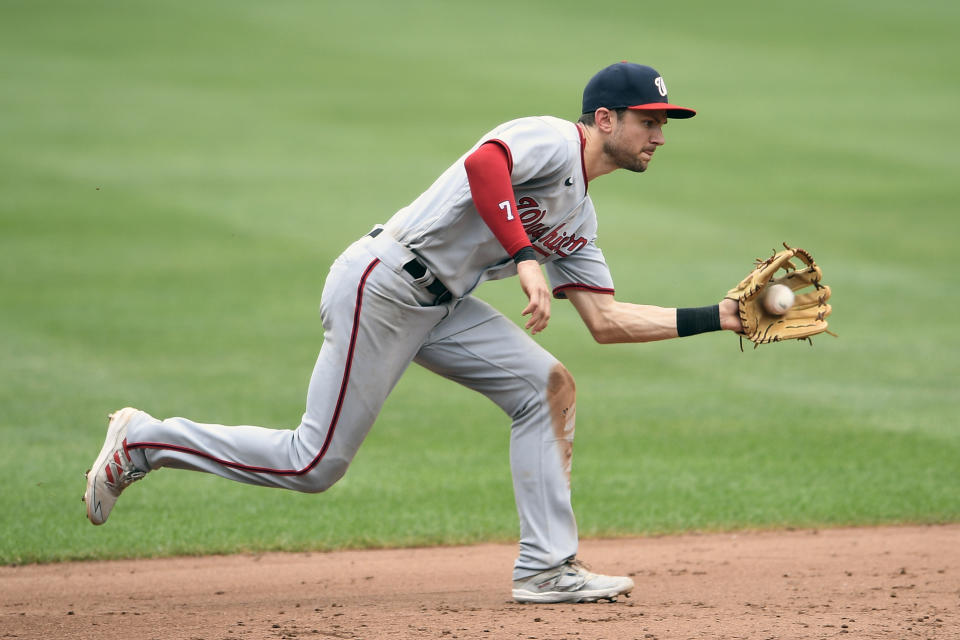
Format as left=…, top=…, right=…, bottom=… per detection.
left=594, top=108, right=616, bottom=133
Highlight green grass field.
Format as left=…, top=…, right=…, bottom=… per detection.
left=2, top=1, right=958, bottom=564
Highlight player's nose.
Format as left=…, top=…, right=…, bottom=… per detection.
left=651, top=127, right=665, bottom=146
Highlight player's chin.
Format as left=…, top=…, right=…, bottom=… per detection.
left=612, top=150, right=650, bottom=173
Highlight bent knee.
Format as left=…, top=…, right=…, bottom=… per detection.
left=547, top=363, right=576, bottom=434
left=300, top=457, right=350, bottom=494
left=506, top=362, right=576, bottom=423
left=547, top=363, right=576, bottom=407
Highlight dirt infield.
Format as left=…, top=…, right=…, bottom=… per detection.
left=2, top=525, right=956, bottom=640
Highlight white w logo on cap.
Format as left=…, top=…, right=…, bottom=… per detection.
left=654, top=76, right=667, bottom=97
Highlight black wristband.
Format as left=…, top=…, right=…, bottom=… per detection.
left=513, top=246, right=537, bottom=264
left=676, top=305, right=722, bottom=337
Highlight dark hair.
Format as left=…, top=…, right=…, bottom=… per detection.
left=577, top=107, right=627, bottom=126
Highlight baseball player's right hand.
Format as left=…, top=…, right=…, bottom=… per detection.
left=517, top=260, right=551, bottom=335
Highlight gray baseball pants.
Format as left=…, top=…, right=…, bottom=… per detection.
left=126, top=231, right=579, bottom=578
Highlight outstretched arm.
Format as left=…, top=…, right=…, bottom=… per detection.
left=566, top=289, right=742, bottom=344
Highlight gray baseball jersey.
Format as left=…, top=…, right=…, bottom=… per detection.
left=124, top=115, right=615, bottom=579
left=387, top=116, right=614, bottom=298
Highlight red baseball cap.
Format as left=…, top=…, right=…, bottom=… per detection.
left=582, top=62, right=696, bottom=119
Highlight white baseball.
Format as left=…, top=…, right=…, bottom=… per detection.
left=762, top=283, right=795, bottom=315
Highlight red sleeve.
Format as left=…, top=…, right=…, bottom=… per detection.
left=463, top=142, right=532, bottom=257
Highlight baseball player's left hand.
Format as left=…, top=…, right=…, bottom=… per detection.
left=718, top=298, right=743, bottom=333
left=726, top=244, right=832, bottom=345
left=517, top=260, right=551, bottom=335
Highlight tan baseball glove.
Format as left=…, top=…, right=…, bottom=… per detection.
left=726, top=244, right=833, bottom=346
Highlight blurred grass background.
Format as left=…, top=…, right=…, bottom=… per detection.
left=1, top=0, right=958, bottom=563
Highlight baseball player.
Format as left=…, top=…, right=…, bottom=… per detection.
left=84, top=62, right=744, bottom=604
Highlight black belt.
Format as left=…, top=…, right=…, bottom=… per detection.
left=367, top=228, right=452, bottom=304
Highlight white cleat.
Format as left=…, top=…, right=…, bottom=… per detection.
left=83, top=408, right=146, bottom=525
left=512, top=559, right=635, bottom=604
